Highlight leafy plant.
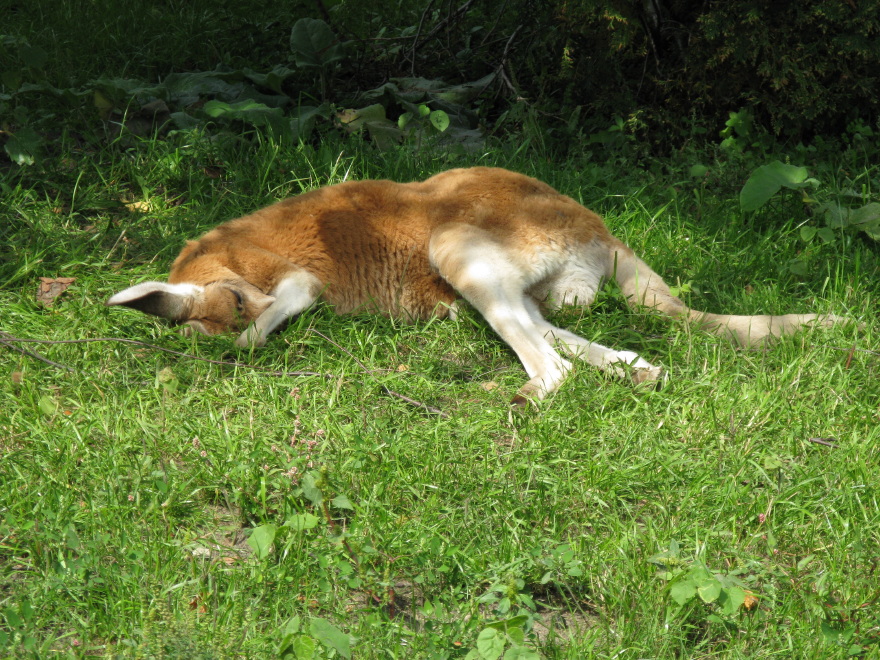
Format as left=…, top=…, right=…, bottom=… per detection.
left=277, top=615, right=352, bottom=659
left=467, top=615, right=540, bottom=660
left=740, top=159, right=880, bottom=274
left=289, top=18, right=348, bottom=101
left=649, top=540, right=755, bottom=624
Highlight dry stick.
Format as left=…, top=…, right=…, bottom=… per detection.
left=845, top=344, right=856, bottom=369
left=0, top=333, right=76, bottom=372
left=307, top=329, right=448, bottom=417
left=495, top=26, right=523, bottom=99
left=1, top=332, right=447, bottom=417
left=807, top=437, right=838, bottom=448
left=411, top=0, right=477, bottom=53
left=410, top=0, right=437, bottom=75
left=0, top=332, right=328, bottom=378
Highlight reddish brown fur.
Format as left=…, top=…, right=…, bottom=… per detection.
left=168, top=168, right=610, bottom=320
left=108, top=167, right=844, bottom=401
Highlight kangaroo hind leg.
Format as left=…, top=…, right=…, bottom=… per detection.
left=429, top=224, right=572, bottom=402
left=522, top=297, right=663, bottom=385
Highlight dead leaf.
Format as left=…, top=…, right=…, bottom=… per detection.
left=140, top=99, right=170, bottom=116
left=37, top=277, right=75, bottom=307
left=743, top=592, right=759, bottom=611
left=124, top=200, right=152, bottom=213
left=480, top=381, right=499, bottom=392
left=203, top=165, right=224, bottom=179
left=187, top=595, right=208, bottom=614
left=396, top=364, right=409, bottom=372
left=11, top=371, right=23, bottom=385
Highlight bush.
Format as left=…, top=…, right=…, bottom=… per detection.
left=539, top=1, right=880, bottom=144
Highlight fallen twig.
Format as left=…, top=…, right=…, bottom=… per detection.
left=308, top=329, right=448, bottom=417
left=1, top=331, right=448, bottom=417
left=807, top=437, right=838, bottom=448
left=0, top=333, right=76, bottom=372
left=0, top=332, right=328, bottom=378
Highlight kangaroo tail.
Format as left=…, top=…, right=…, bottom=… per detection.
left=608, top=242, right=842, bottom=346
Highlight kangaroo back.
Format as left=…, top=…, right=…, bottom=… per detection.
left=107, top=166, right=846, bottom=402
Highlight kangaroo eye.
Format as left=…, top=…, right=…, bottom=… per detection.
left=231, top=289, right=244, bottom=310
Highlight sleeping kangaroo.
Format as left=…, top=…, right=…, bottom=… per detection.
left=107, top=167, right=841, bottom=403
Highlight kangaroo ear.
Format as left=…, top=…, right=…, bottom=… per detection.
left=106, top=282, right=203, bottom=321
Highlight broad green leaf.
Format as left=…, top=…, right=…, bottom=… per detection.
left=485, top=615, right=529, bottom=633
left=337, top=104, right=387, bottom=130
left=242, top=66, right=295, bottom=93
left=203, top=98, right=269, bottom=118
left=740, top=161, right=811, bottom=212
left=38, top=394, right=57, bottom=416
left=202, top=100, right=287, bottom=136
left=504, top=646, right=540, bottom=660
left=800, top=226, right=817, bottom=242
left=476, top=627, right=505, bottom=660
left=285, top=513, right=319, bottom=531
left=19, top=44, right=48, bottom=69
left=398, top=111, right=414, bottom=130
left=301, top=472, right=323, bottom=506
left=364, top=119, right=404, bottom=150
left=688, top=164, right=708, bottom=178
left=816, top=227, right=835, bottom=243
left=507, top=626, right=524, bottom=646
left=4, top=126, right=41, bottom=166
left=719, top=586, right=746, bottom=615
left=697, top=578, right=722, bottom=603
left=789, top=259, right=810, bottom=277
left=309, top=618, right=351, bottom=658
left=290, top=18, right=346, bottom=69
left=283, top=616, right=301, bottom=636
left=432, top=73, right=496, bottom=104
left=850, top=202, right=880, bottom=240
left=169, top=111, right=201, bottom=130
left=291, top=634, right=316, bottom=659
left=763, top=454, right=783, bottom=470
left=161, top=71, right=243, bottom=106
left=430, top=109, right=450, bottom=132
left=821, top=621, right=842, bottom=643
left=247, top=523, right=277, bottom=559
left=18, top=601, right=33, bottom=623
left=290, top=103, right=329, bottom=142
left=64, top=524, right=81, bottom=551
left=331, top=495, right=353, bottom=510
left=4, top=608, right=21, bottom=629
left=669, top=579, right=697, bottom=606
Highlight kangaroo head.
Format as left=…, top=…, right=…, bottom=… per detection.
left=106, top=279, right=275, bottom=336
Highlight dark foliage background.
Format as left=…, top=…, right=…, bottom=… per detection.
left=3, top=0, right=879, bottom=156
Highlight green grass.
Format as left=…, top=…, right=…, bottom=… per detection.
left=3, top=5, right=880, bottom=653
left=2, top=135, right=879, bottom=658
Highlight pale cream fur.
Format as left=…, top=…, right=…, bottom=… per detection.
left=107, top=167, right=843, bottom=403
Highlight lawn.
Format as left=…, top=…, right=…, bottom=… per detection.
left=2, top=137, right=878, bottom=658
